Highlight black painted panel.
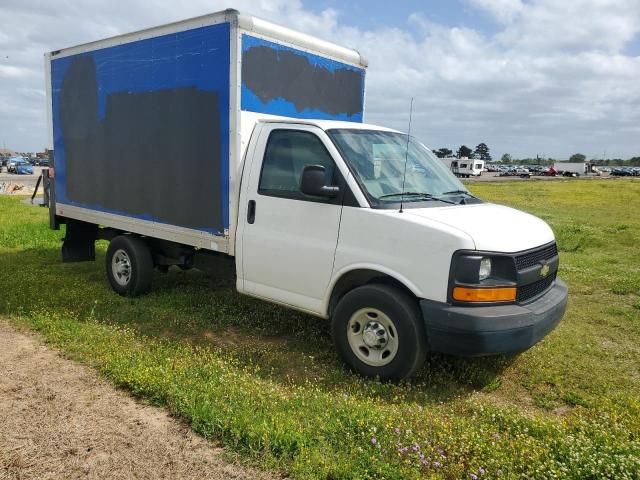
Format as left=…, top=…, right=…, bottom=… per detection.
left=59, top=56, right=223, bottom=232
left=242, top=45, right=364, bottom=117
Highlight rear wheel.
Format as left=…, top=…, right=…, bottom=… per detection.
left=106, top=235, right=153, bottom=296
left=332, top=284, right=427, bottom=380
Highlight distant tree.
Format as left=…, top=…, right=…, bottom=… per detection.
left=501, top=153, right=512, bottom=164
left=569, top=153, right=586, bottom=162
left=457, top=145, right=473, bottom=159
left=474, top=143, right=492, bottom=161
left=434, top=148, right=453, bottom=158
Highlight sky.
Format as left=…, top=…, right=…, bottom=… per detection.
left=1, top=0, right=639, bottom=160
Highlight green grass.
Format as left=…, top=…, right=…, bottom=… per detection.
left=1, top=179, right=639, bottom=479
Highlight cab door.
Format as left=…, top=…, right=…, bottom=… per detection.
left=238, top=124, right=345, bottom=314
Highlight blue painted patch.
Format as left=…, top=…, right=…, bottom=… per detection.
left=241, top=35, right=365, bottom=122
left=242, top=87, right=362, bottom=122
left=51, top=23, right=231, bottom=234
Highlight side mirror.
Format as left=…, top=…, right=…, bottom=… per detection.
left=300, top=165, right=339, bottom=197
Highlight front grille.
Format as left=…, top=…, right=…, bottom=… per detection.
left=517, top=273, right=556, bottom=303
left=515, top=243, right=558, bottom=270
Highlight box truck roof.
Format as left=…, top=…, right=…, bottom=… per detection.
left=48, top=9, right=367, bottom=68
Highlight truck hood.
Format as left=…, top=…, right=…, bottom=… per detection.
left=404, top=203, right=555, bottom=253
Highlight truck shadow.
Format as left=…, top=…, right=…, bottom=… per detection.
left=0, top=247, right=517, bottom=405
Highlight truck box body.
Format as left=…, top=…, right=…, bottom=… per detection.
left=554, top=162, right=585, bottom=175
left=45, top=9, right=367, bottom=253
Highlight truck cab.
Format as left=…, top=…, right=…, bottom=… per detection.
left=235, top=120, right=567, bottom=379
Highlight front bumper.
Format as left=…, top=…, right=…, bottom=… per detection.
left=420, top=279, right=568, bottom=356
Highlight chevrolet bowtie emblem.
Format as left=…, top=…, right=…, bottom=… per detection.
left=540, top=264, right=550, bottom=278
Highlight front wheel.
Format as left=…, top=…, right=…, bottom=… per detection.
left=106, top=235, right=153, bottom=296
left=332, top=284, right=427, bottom=380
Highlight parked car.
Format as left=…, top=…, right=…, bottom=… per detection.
left=6, top=157, right=22, bottom=173
left=611, top=168, right=632, bottom=176
left=498, top=167, right=517, bottom=177
left=35, top=158, right=50, bottom=166
left=12, top=159, right=34, bottom=175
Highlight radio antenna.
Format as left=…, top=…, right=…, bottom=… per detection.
left=399, top=97, right=414, bottom=214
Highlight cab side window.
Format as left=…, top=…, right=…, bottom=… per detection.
left=259, top=130, right=338, bottom=201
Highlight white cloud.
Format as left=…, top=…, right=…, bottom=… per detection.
left=0, top=0, right=639, bottom=159
left=467, top=0, right=524, bottom=24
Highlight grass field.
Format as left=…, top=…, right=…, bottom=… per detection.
left=1, top=179, right=639, bottom=479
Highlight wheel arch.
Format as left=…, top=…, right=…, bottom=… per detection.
left=325, top=266, right=421, bottom=318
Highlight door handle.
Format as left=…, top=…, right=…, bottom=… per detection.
left=247, top=200, right=256, bottom=224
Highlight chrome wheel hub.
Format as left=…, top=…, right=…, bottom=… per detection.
left=112, top=249, right=131, bottom=286
left=347, top=308, right=398, bottom=367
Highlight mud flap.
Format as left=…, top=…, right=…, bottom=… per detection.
left=62, top=219, right=98, bottom=262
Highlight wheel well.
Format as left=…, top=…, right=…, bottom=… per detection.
left=328, top=269, right=417, bottom=317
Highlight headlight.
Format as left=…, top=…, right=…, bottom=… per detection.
left=479, top=257, right=492, bottom=280
left=450, top=252, right=517, bottom=303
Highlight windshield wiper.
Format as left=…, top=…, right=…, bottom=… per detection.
left=378, top=192, right=457, bottom=204
left=440, top=189, right=477, bottom=198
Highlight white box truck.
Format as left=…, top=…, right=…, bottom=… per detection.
left=44, top=9, right=567, bottom=380
left=554, top=162, right=600, bottom=177
left=555, top=162, right=585, bottom=177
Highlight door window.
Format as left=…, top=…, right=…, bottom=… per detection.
left=259, top=130, right=339, bottom=201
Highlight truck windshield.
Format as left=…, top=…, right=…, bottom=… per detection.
left=328, top=129, right=467, bottom=208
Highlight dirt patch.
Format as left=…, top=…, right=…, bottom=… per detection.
left=0, top=320, right=277, bottom=480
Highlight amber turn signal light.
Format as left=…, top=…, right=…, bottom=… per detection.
left=452, top=286, right=516, bottom=302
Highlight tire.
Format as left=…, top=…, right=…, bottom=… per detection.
left=106, top=235, right=153, bottom=296
left=332, top=284, right=427, bottom=381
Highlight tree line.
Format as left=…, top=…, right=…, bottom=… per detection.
left=433, top=143, right=492, bottom=161
left=495, top=153, right=640, bottom=166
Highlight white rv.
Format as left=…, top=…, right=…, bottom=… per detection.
left=443, top=157, right=485, bottom=177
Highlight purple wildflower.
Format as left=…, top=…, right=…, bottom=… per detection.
left=411, top=443, right=420, bottom=452
left=394, top=428, right=401, bottom=434
left=479, top=467, right=486, bottom=476
left=471, top=475, right=478, bottom=480
left=434, top=461, right=441, bottom=468
left=371, top=437, right=377, bottom=445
